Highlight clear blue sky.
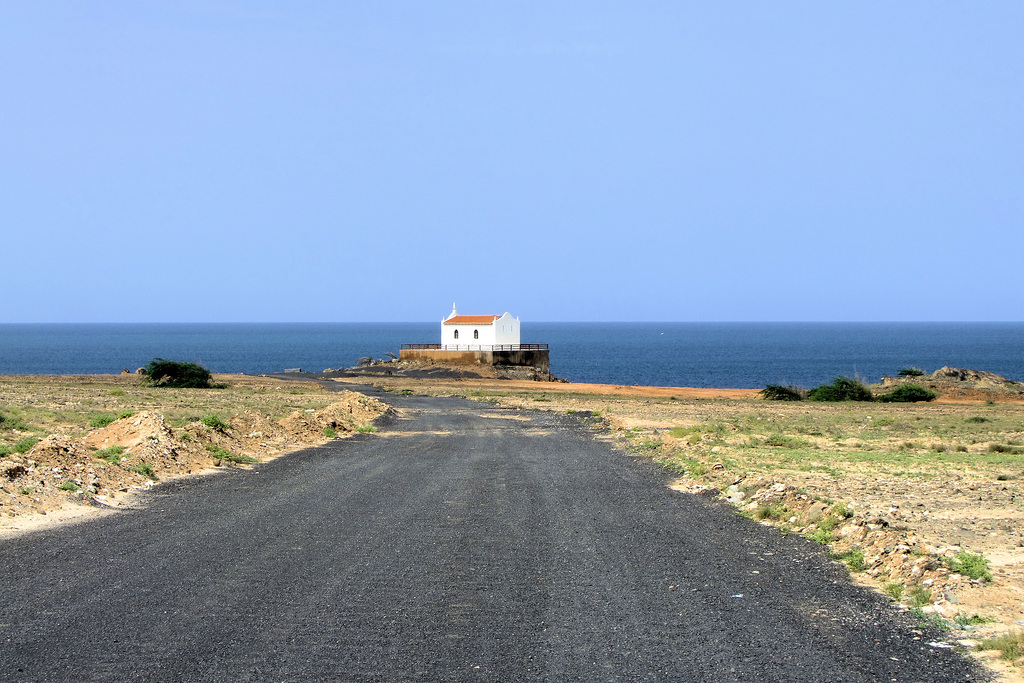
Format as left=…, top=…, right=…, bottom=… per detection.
left=3, top=2, right=1021, bottom=322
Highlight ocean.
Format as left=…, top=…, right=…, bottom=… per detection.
left=0, top=322, right=1021, bottom=389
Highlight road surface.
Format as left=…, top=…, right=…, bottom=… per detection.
left=0, top=390, right=988, bottom=681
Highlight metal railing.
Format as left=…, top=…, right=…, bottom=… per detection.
left=401, top=343, right=548, bottom=351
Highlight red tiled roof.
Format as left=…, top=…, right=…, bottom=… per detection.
left=444, top=315, right=500, bottom=324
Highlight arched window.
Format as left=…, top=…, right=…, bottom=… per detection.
left=454, top=329, right=459, bottom=340
left=473, top=329, right=479, bottom=339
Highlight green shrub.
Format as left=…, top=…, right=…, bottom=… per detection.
left=0, top=445, right=9, bottom=457
left=807, top=377, right=874, bottom=402
left=200, top=414, right=229, bottom=432
left=95, top=445, right=126, bottom=464
left=89, top=414, right=117, bottom=428
left=130, top=463, right=156, bottom=478
left=0, top=411, right=31, bottom=431
left=878, top=384, right=938, bottom=403
left=897, top=367, right=926, bottom=377
left=945, top=550, right=992, bottom=581
left=759, top=385, right=804, bottom=401
left=18, top=486, right=34, bottom=495
left=806, top=528, right=835, bottom=545
left=830, top=547, right=866, bottom=572
left=832, top=501, right=853, bottom=519
left=13, top=437, right=38, bottom=454
left=142, top=358, right=213, bottom=388
left=754, top=503, right=788, bottom=521
left=323, top=426, right=337, bottom=438
left=882, top=581, right=904, bottom=601
left=907, top=584, right=932, bottom=607
left=205, top=443, right=257, bottom=464
left=966, top=416, right=990, bottom=423
left=59, top=479, right=80, bottom=492
left=355, top=425, right=377, bottom=433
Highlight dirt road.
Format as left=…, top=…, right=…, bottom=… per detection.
left=0, top=390, right=987, bottom=681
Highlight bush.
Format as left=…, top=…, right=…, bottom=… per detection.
left=877, top=384, right=938, bottom=403
left=945, top=551, right=993, bottom=581
left=897, top=367, right=926, bottom=377
left=142, top=359, right=213, bottom=388
left=59, top=479, right=80, bottom=492
left=130, top=463, right=156, bottom=478
left=205, top=443, right=257, bottom=464
left=95, top=445, right=126, bottom=464
left=13, top=437, right=38, bottom=454
left=759, top=384, right=805, bottom=401
left=807, top=377, right=874, bottom=402
left=200, top=414, right=229, bottom=432
left=0, top=411, right=31, bottom=431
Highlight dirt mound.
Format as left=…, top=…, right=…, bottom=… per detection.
left=878, top=367, right=1024, bottom=401
left=0, top=393, right=389, bottom=524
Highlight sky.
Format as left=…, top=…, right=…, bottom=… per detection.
left=2, top=2, right=1021, bottom=323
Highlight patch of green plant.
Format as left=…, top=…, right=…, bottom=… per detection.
left=59, top=479, right=80, bottom=492
left=877, top=384, right=938, bottom=403
left=897, top=367, right=926, bottom=377
left=107, top=389, right=128, bottom=396
left=908, top=607, right=949, bottom=631
left=200, top=414, right=229, bottom=432
left=323, top=426, right=337, bottom=438
left=130, top=463, right=156, bottom=478
left=944, top=550, right=992, bottom=581
left=754, top=503, right=788, bottom=521
left=205, top=443, right=257, bottom=464
left=882, top=581, right=904, bottom=601
left=355, top=425, right=377, bottom=433
left=759, top=384, right=805, bottom=401
left=805, top=527, right=835, bottom=545
left=88, top=410, right=135, bottom=428
left=18, top=485, right=34, bottom=495
left=953, top=613, right=993, bottom=628
left=141, top=358, right=214, bottom=389
left=399, top=389, right=413, bottom=396
left=830, top=547, right=866, bottom=571
left=0, top=411, right=32, bottom=431
left=0, top=445, right=9, bottom=457
left=807, top=376, right=874, bottom=402
left=532, top=396, right=551, bottom=402
left=95, top=445, right=126, bottom=464
left=978, top=630, right=1024, bottom=661
left=831, top=501, right=853, bottom=519
left=965, top=416, right=990, bottom=423
left=13, top=437, right=39, bottom=454
left=907, top=584, right=932, bottom=608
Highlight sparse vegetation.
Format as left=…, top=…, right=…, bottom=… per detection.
left=979, top=630, right=1024, bottom=661
left=897, top=367, right=926, bottom=377
left=59, top=480, right=80, bottom=492
left=323, top=426, right=337, bottom=438
left=355, top=425, right=377, bottom=433
left=0, top=411, right=32, bottom=431
left=141, top=358, right=214, bottom=389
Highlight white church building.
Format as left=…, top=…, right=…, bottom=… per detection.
left=441, top=304, right=520, bottom=347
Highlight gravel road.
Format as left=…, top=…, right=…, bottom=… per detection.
left=0, top=390, right=989, bottom=681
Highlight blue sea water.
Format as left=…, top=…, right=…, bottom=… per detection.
left=0, top=322, right=1021, bottom=389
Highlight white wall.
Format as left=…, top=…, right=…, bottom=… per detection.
left=440, top=312, right=520, bottom=346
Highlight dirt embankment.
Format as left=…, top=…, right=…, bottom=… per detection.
left=0, top=390, right=388, bottom=532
